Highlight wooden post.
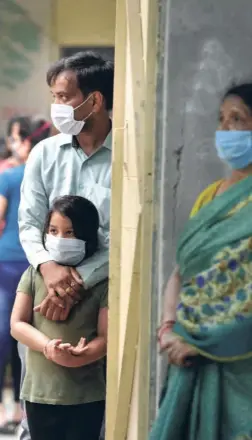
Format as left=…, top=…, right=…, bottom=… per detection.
left=106, top=0, right=158, bottom=438
left=105, top=0, right=127, bottom=438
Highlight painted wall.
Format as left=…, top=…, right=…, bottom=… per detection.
left=0, top=0, right=56, bottom=136
left=0, top=0, right=116, bottom=138
left=151, top=0, right=252, bottom=417
left=55, top=0, right=116, bottom=47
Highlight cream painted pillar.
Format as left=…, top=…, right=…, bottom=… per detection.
left=106, top=0, right=158, bottom=438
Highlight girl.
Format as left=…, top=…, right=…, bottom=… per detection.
left=11, top=195, right=107, bottom=440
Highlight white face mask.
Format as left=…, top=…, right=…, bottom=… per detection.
left=51, top=94, right=93, bottom=135
left=45, top=234, right=86, bottom=266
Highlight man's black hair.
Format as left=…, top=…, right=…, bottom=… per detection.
left=47, top=51, right=114, bottom=111
left=42, top=195, right=100, bottom=260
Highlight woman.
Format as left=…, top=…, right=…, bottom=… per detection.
left=0, top=119, right=51, bottom=435
left=150, top=82, right=252, bottom=440
left=0, top=116, right=32, bottom=173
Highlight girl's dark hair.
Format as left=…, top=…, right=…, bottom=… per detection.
left=42, top=196, right=100, bottom=260
left=223, top=82, right=252, bottom=113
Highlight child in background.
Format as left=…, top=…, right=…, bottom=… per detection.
left=11, top=195, right=107, bottom=440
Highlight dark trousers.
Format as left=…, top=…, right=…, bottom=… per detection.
left=26, top=400, right=105, bottom=440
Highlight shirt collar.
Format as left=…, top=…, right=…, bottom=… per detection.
left=59, top=128, right=112, bottom=151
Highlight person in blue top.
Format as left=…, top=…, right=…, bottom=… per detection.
left=0, top=118, right=51, bottom=435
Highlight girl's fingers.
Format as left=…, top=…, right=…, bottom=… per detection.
left=70, top=345, right=89, bottom=355
left=58, top=343, right=71, bottom=350
left=53, top=339, right=63, bottom=349
left=78, top=337, right=86, bottom=347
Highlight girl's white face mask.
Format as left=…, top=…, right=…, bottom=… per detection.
left=50, top=94, right=93, bottom=136
left=45, top=234, right=86, bottom=266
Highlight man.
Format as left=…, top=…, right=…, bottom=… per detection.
left=18, top=51, right=114, bottom=439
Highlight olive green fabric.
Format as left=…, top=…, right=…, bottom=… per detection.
left=18, top=266, right=108, bottom=405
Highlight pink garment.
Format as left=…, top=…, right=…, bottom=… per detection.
left=0, top=159, right=15, bottom=173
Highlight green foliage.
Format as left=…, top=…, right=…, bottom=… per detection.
left=0, top=0, right=41, bottom=89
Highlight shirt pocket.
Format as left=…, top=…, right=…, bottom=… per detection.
left=78, top=183, right=111, bottom=233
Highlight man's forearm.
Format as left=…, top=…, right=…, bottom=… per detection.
left=77, top=248, right=109, bottom=289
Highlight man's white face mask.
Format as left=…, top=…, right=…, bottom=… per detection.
left=51, top=94, right=93, bottom=136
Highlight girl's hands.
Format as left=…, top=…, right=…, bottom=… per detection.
left=43, top=337, right=89, bottom=365
left=67, top=337, right=88, bottom=356
left=43, top=339, right=71, bottom=361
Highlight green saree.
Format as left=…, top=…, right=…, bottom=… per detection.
left=149, top=176, right=252, bottom=440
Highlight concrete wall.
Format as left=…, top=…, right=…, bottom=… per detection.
left=150, top=0, right=252, bottom=417
left=0, top=0, right=55, bottom=136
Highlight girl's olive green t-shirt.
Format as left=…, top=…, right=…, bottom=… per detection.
left=18, top=266, right=108, bottom=405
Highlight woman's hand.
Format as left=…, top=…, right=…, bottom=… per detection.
left=160, top=333, right=197, bottom=366
left=167, top=339, right=197, bottom=366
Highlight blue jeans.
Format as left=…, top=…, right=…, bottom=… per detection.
left=18, top=343, right=30, bottom=440
left=0, top=262, right=28, bottom=375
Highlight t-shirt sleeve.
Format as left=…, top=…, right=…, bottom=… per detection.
left=17, top=266, right=35, bottom=297
left=98, top=282, right=108, bottom=309
left=0, top=171, right=10, bottom=198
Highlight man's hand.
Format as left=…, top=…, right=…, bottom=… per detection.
left=34, top=299, right=71, bottom=321
left=40, top=261, right=83, bottom=303
left=36, top=262, right=83, bottom=319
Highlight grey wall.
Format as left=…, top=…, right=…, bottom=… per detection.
left=150, top=0, right=252, bottom=421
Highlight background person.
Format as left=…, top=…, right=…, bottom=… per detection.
left=0, top=116, right=32, bottom=173
left=0, top=119, right=51, bottom=436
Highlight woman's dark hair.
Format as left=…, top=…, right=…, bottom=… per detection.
left=28, top=118, right=51, bottom=147
left=42, top=195, right=100, bottom=260
left=47, top=51, right=114, bottom=111
left=0, top=116, right=32, bottom=160
left=6, top=116, right=31, bottom=137
left=223, top=82, right=252, bottom=113
left=19, top=118, right=51, bottom=149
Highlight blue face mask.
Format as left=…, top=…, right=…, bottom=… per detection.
left=215, top=130, right=252, bottom=169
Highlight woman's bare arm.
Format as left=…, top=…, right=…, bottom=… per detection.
left=162, top=266, right=181, bottom=323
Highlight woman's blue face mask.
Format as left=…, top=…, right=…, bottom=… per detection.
left=215, top=130, right=252, bottom=170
